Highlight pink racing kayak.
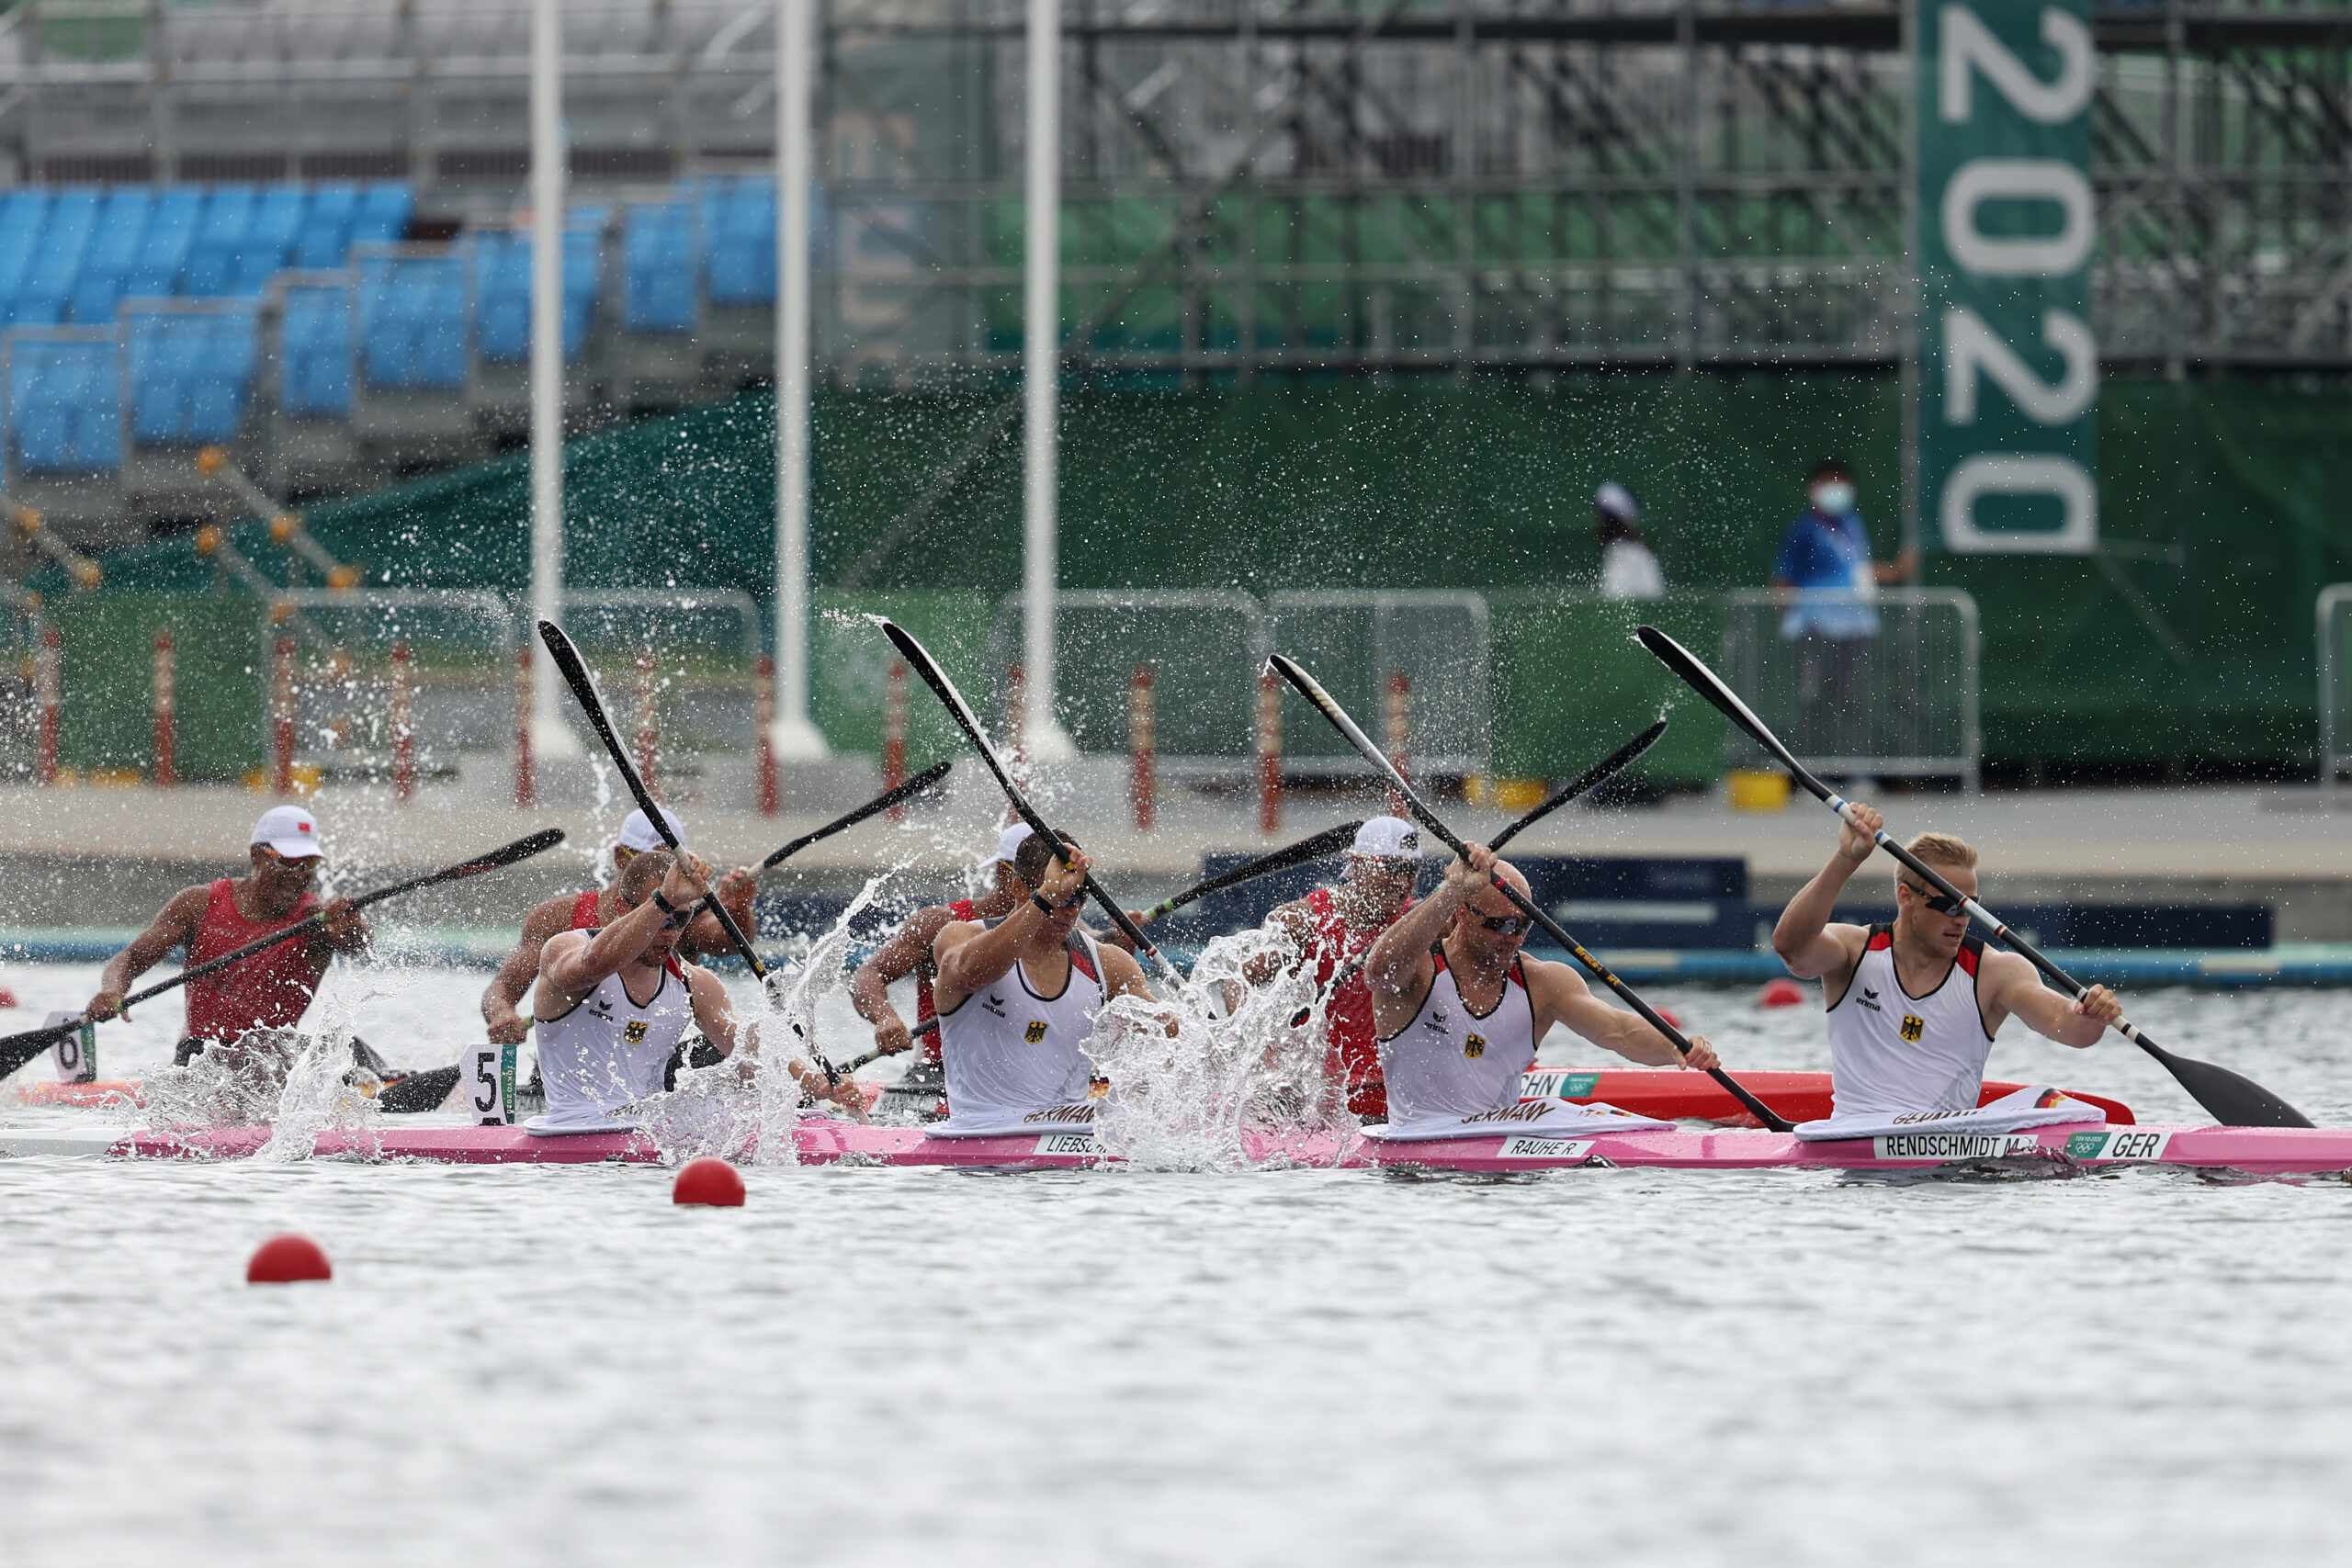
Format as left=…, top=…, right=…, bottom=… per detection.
left=3, top=1117, right=2344, bottom=1175
left=1525, top=1069, right=2137, bottom=1127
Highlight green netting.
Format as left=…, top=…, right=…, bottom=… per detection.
left=28, top=374, right=2352, bottom=772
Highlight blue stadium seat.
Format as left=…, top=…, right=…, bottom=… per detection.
left=473, top=211, right=606, bottom=364
left=8, top=333, right=121, bottom=474
left=357, top=250, right=467, bottom=389
left=70, top=186, right=153, bottom=323
left=624, top=199, right=697, bottom=333
left=125, top=306, right=258, bottom=446
left=293, top=183, right=358, bottom=270
left=15, top=188, right=99, bottom=326
left=128, top=187, right=201, bottom=298
left=232, top=186, right=309, bottom=297
left=352, top=183, right=413, bottom=247
left=701, top=175, right=776, bottom=307
left=0, top=189, right=54, bottom=323
left=279, top=280, right=354, bottom=418
left=182, top=185, right=256, bottom=297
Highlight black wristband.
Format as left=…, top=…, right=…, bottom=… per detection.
left=651, top=891, right=681, bottom=917
left=1030, top=892, right=1057, bottom=917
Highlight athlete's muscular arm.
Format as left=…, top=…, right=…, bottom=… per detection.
left=688, top=964, right=859, bottom=1106
left=1238, top=901, right=1316, bottom=989
left=933, top=849, right=1089, bottom=1008
left=1977, top=951, right=2120, bottom=1049
left=1772, top=801, right=1883, bottom=983
left=848, top=904, right=955, bottom=1055
left=1524, top=958, right=1723, bottom=1070
left=1367, top=847, right=1489, bottom=998
left=481, top=894, right=577, bottom=1045
left=85, top=884, right=212, bottom=1021
left=313, top=897, right=370, bottom=955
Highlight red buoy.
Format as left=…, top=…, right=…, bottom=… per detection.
left=246, top=1233, right=332, bottom=1284
left=673, top=1157, right=746, bottom=1207
left=0, top=987, right=17, bottom=1010
left=1655, top=1006, right=1685, bottom=1031
left=1757, top=978, right=1806, bottom=1010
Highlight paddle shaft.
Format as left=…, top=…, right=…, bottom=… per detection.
left=1634, top=625, right=2311, bottom=1129
left=878, top=619, right=1186, bottom=995
left=0, top=829, right=567, bottom=1077
left=1135, top=821, right=1364, bottom=924
left=1267, top=654, right=1793, bottom=1133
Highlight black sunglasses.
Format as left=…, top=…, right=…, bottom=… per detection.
left=1474, top=913, right=1532, bottom=936
left=1902, top=882, right=1966, bottom=916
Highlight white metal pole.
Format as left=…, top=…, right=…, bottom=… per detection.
left=1023, top=0, right=1075, bottom=761
left=527, top=0, right=576, bottom=758
left=771, top=0, right=829, bottom=760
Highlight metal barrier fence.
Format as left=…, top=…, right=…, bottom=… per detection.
left=1720, top=589, right=1982, bottom=791
left=988, top=588, right=1491, bottom=773
left=263, top=587, right=762, bottom=781
left=2317, top=585, right=2352, bottom=787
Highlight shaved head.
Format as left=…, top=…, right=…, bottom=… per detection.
left=1464, top=857, right=1530, bottom=917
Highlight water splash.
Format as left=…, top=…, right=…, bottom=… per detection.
left=1089, top=926, right=1348, bottom=1171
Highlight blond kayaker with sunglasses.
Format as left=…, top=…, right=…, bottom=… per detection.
left=1772, top=800, right=2121, bottom=1123
left=1363, top=843, right=1720, bottom=1127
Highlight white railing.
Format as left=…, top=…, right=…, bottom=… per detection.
left=1720, top=588, right=1981, bottom=791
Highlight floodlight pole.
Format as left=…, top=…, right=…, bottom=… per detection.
left=1023, top=0, right=1076, bottom=761
left=771, top=0, right=829, bottom=761
left=527, top=0, right=577, bottom=759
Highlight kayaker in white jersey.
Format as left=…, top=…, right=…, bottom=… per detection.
left=929, top=830, right=1163, bottom=1136
left=1363, top=843, right=1720, bottom=1133
left=530, top=848, right=858, bottom=1134
left=1771, top=803, right=2122, bottom=1124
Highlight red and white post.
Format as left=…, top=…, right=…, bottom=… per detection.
left=390, top=639, right=416, bottom=804
left=513, top=643, right=536, bottom=810
left=633, top=645, right=660, bottom=797
left=1129, top=663, right=1156, bottom=833
left=882, top=657, right=909, bottom=820
left=34, top=626, right=60, bottom=786
left=1383, top=670, right=1411, bottom=814
left=755, top=655, right=780, bottom=817
left=151, top=628, right=175, bottom=790
left=1256, top=667, right=1283, bottom=835
left=270, top=633, right=298, bottom=795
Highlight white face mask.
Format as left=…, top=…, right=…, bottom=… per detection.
left=1811, top=480, right=1857, bottom=517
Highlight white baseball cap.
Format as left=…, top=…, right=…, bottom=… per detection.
left=251, top=805, right=323, bottom=860
left=991, top=822, right=1035, bottom=865
left=1351, top=817, right=1423, bottom=861
left=616, top=806, right=684, bottom=852
left=1595, top=481, right=1640, bottom=523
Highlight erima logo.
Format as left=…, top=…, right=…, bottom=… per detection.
left=982, top=992, right=1007, bottom=1017
left=1464, top=1032, right=1487, bottom=1060
left=1023, top=1020, right=1048, bottom=1044
left=623, top=1021, right=648, bottom=1045
left=1901, top=1013, right=1926, bottom=1043
left=1857, top=986, right=1883, bottom=1013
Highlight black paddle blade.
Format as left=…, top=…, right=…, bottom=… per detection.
left=1635, top=625, right=1830, bottom=800
left=2139, top=1041, right=2314, bottom=1129
left=447, top=829, right=568, bottom=877
left=0, top=1023, right=74, bottom=1080
left=1490, top=717, right=1668, bottom=852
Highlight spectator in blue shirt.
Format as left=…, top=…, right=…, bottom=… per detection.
left=1770, top=459, right=1916, bottom=776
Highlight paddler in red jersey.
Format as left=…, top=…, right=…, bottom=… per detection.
left=85, top=806, right=371, bottom=1066
left=480, top=806, right=757, bottom=1047
left=1231, top=816, right=1423, bottom=1121
left=847, top=821, right=1033, bottom=1062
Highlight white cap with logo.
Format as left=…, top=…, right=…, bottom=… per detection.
left=251, top=805, right=323, bottom=861
left=616, top=806, right=684, bottom=852
left=1351, top=816, right=1423, bottom=861
left=990, top=822, right=1035, bottom=866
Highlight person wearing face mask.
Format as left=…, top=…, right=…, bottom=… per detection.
left=1770, top=458, right=1917, bottom=780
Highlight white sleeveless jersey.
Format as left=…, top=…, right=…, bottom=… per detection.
left=533, top=951, right=696, bottom=1125
left=937, top=926, right=1109, bottom=1124
left=1824, top=924, right=1995, bottom=1119
left=1378, top=944, right=1539, bottom=1124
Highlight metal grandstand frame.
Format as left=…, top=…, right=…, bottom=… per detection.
left=0, top=2, right=2345, bottom=381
